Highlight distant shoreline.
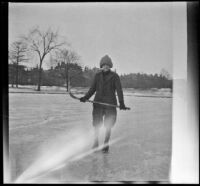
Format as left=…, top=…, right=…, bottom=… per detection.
left=8, top=85, right=172, bottom=98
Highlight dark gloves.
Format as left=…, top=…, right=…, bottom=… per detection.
left=80, top=96, right=87, bottom=102
left=119, top=101, right=126, bottom=110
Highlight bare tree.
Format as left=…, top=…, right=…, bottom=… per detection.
left=23, top=27, right=66, bottom=91
left=9, top=40, right=29, bottom=88
left=160, top=68, right=172, bottom=80
left=55, top=49, right=80, bottom=91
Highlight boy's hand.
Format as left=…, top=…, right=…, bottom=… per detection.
left=119, top=101, right=127, bottom=110
left=80, top=97, right=87, bottom=102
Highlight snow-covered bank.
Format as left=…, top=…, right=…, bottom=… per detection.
left=9, top=85, right=68, bottom=94
left=9, top=85, right=172, bottom=98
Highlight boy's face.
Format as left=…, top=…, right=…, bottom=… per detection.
left=102, top=64, right=110, bottom=72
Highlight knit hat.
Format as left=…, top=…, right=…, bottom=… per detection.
left=100, top=55, right=113, bottom=68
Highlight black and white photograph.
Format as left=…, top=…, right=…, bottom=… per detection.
left=3, top=2, right=199, bottom=184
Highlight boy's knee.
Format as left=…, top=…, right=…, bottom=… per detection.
left=93, top=120, right=103, bottom=128
left=104, top=121, right=115, bottom=129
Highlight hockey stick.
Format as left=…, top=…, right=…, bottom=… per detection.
left=69, top=90, right=131, bottom=110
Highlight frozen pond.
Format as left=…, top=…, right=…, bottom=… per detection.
left=9, top=92, right=172, bottom=183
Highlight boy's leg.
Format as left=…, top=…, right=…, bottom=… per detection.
left=102, top=126, right=112, bottom=153
left=104, top=127, right=112, bottom=144
left=102, top=108, right=117, bottom=152
left=92, top=105, right=103, bottom=149
left=92, top=126, right=100, bottom=149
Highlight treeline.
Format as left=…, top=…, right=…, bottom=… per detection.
left=120, top=73, right=172, bottom=89
left=9, top=26, right=172, bottom=91
left=9, top=63, right=172, bottom=90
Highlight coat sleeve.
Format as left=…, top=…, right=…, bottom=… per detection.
left=114, top=74, right=124, bottom=103
left=84, top=74, right=97, bottom=100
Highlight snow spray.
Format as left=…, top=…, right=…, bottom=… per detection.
left=14, top=126, right=93, bottom=183
left=14, top=126, right=123, bottom=183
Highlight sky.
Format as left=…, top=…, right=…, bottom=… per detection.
left=9, top=2, right=187, bottom=76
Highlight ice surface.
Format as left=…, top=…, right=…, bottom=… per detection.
left=8, top=90, right=172, bottom=183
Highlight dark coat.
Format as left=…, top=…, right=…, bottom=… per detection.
left=84, top=71, right=124, bottom=106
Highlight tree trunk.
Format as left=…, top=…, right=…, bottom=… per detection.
left=37, top=70, right=41, bottom=91
left=15, top=62, right=19, bottom=88
left=66, top=72, right=69, bottom=92
left=12, top=70, right=14, bottom=87
left=66, top=75, right=68, bottom=92
left=37, top=61, right=42, bottom=91
left=67, top=71, right=69, bottom=92
left=65, top=63, right=69, bottom=92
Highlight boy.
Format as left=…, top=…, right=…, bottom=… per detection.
left=80, top=55, right=127, bottom=153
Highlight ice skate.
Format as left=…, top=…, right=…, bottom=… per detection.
left=102, top=145, right=109, bottom=153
